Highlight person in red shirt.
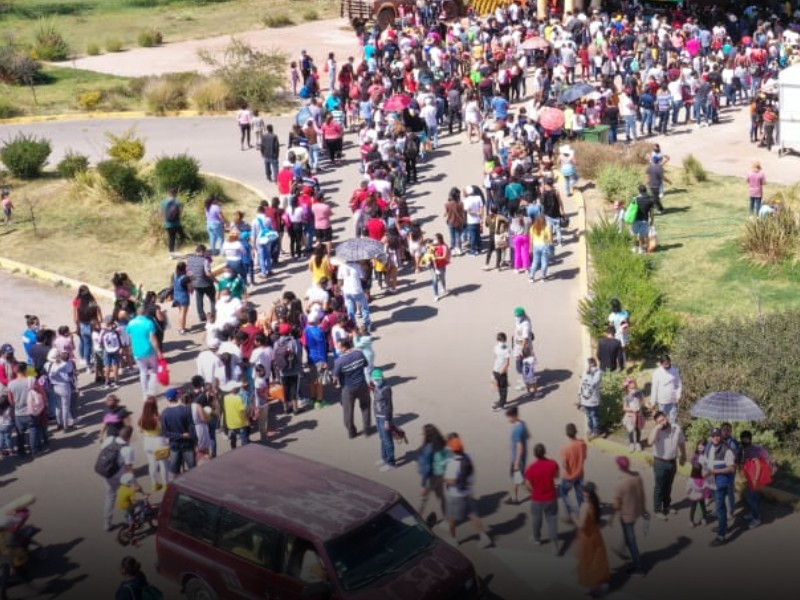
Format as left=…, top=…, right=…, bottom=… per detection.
left=524, top=443, right=561, bottom=555
left=277, top=162, right=294, bottom=210
left=365, top=209, right=387, bottom=241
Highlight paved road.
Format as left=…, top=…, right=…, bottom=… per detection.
left=0, top=110, right=796, bottom=600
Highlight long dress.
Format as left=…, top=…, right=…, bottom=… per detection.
left=576, top=503, right=611, bottom=590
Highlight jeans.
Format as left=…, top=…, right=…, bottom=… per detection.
left=624, top=114, right=637, bottom=141
left=207, top=416, right=218, bottom=458
left=749, top=197, right=762, bottom=215
left=136, top=354, right=159, bottom=397
left=584, top=405, right=601, bottom=435
left=562, top=171, right=578, bottom=196
left=376, top=416, right=395, bottom=465
left=229, top=427, right=251, bottom=449
left=194, top=286, right=216, bottom=322
left=653, top=458, right=677, bottom=514
left=168, top=447, right=197, bottom=475
left=344, top=292, right=371, bottom=329
left=207, top=222, right=225, bottom=256
left=15, top=415, right=39, bottom=455
left=695, top=99, right=710, bottom=125
left=715, top=484, right=730, bottom=537
left=431, top=266, right=447, bottom=297
left=0, top=424, right=12, bottom=452
left=608, top=121, right=618, bottom=144
left=745, top=486, right=760, bottom=521
left=341, top=384, right=371, bottom=437
left=530, top=500, right=559, bottom=548
left=545, top=216, right=562, bottom=245
left=530, top=244, right=549, bottom=280
left=166, top=225, right=186, bottom=253
left=640, top=108, right=654, bottom=135
left=289, top=222, right=303, bottom=257
left=560, top=478, right=584, bottom=515
left=78, top=321, right=93, bottom=365
left=726, top=477, right=737, bottom=516
left=304, top=220, right=315, bottom=253
left=466, top=223, right=481, bottom=255
left=657, top=110, right=670, bottom=134
left=621, top=521, right=642, bottom=571
left=308, top=144, right=321, bottom=171
left=257, top=241, right=274, bottom=275
left=448, top=225, right=463, bottom=251
left=264, top=158, right=280, bottom=182
left=428, top=124, right=439, bottom=148
left=671, top=99, right=685, bottom=124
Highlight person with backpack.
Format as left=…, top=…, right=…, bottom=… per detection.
left=579, top=358, right=603, bottom=440
left=443, top=434, right=493, bottom=548
left=97, top=424, right=135, bottom=532
left=115, top=556, right=163, bottom=600
left=7, top=362, right=43, bottom=457
left=273, top=323, right=303, bottom=415
left=626, top=184, right=655, bottom=255
left=332, top=336, right=372, bottom=440
left=403, top=130, right=420, bottom=185
left=161, top=188, right=186, bottom=258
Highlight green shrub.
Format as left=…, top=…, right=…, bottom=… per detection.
left=0, top=97, right=22, bottom=118
left=0, top=133, right=51, bottom=179
left=740, top=211, right=799, bottom=266
left=682, top=154, right=708, bottom=184
left=33, top=18, right=70, bottom=61
left=302, top=9, right=319, bottom=21
left=105, top=38, right=124, bottom=53
left=578, top=217, right=680, bottom=356
left=76, top=89, right=105, bottom=111
left=0, top=35, right=42, bottom=85
left=57, top=151, right=90, bottom=179
left=674, top=310, right=800, bottom=452
left=97, top=159, right=145, bottom=201
left=599, top=370, right=626, bottom=432
left=142, top=77, right=188, bottom=114
left=137, top=29, right=163, bottom=48
left=199, top=179, right=232, bottom=203
left=86, top=42, right=101, bottom=56
left=596, top=163, right=641, bottom=203
left=263, top=14, right=294, bottom=28
left=0, top=0, right=15, bottom=14
left=189, top=76, right=231, bottom=112
left=153, top=154, right=202, bottom=193
left=105, top=128, right=146, bottom=162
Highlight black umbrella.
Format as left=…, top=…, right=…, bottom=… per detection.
left=558, top=83, right=597, bottom=104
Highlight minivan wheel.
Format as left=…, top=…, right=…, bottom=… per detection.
left=185, top=577, right=219, bottom=600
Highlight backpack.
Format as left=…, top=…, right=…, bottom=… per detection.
left=455, top=454, right=474, bottom=492
left=623, top=197, right=639, bottom=224
left=26, top=383, right=45, bottom=417
left=165, top=200, right=180, bottom=222
left=94, top=440, right=123, bottom=478
left=404, top=134, right=420, bottom=159
left=273, top=337, right=297, bottom=374
left=126, top=583, right=164, bottom=600
left=101, top=330, right=121, bottom=353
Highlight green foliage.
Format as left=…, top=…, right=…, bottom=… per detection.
left=0, top=97, right=21, bottom=118
left=262, top=14, right=294, bottom=28
left=142, top=77, right=188, bottom=113
left=105, top=128, right=146, bottom=162
left=56, top=150, right=90, bottom=179
left=32, top=18, right=70, bottom=61
left=578, top=217, right=680, bottom=357
left=105, top=38, right=124, bottom=53
left=153, top=154, right=202, bottom=193
left=0, top=0, right=15, bottom=15
left=198, top=38, right=286, bottom=109
left=302, top=9, right=319, bottom=21
left=189, top=76, right=231, bottom=112
left=674, top=310, right=800, bottom=452
left=137, top=29, right=163, bottom=48
left=0, top=34, right=41, bottom=85
left=97, top=159, right=145, bottom=201
left=682, top=154, right=708, bottom=184
left=596, top=163, right=641, bottom=203
left=0, top=133, right=51, bottom=179
left=86, top=42, right=101, bottom=56
left=740, top=211, right=799, bottom=266
left=599, top=370, right=626, bottom=431
left=76, top=89, right=105, bottom=111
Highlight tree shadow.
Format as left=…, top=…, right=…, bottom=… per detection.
left=660, top=206, right=690, bottom=215
left=448, top=283, right=481, bottom=297
left=656, top=243, right=684, bottom=252
left=548, top=267, right=579, bottom=280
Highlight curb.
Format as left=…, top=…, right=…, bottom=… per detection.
left=575, top=188, right=591, bottom=363
left=0, top=256, right=115, bottom=302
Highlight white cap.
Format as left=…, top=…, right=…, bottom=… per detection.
left=120, top=473, right=136, bottom=485
left=220, top=380, right=241, bottom=392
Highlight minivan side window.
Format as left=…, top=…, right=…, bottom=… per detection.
left=218, top=509, right=284, bottom=572
left=170, top=493, right=221, bottom=545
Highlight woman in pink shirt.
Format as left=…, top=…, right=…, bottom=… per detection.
left=320, top=113, right=344, bottom=165
left=746, top=161, right=766, bottom=216
left=311, top=198, right=333, bottom=255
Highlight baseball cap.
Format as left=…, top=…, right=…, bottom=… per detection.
left=514, top=307, right=525, bottom=317
left=164, top=388, right=179, bottom=401
left=278, top=323, right=292, bottom=336
left=710, top=427, right=722, bottom=436
left=0, top=343, right=13, bottom=355
left=371, top=368, right=384, bottom=380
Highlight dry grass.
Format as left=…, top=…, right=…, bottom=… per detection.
left=0, top=173, right=260, bottom=292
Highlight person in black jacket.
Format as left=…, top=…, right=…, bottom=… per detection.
left=372, top=368, right=395, bottom=472
left=597, top=325, right=624, bottom=372
left=260, top=124, right=281, bottom=183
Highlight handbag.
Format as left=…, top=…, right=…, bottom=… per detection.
left=494, top=233, right=509, bottom=249
left=154, top=446, right=170, bottom=461
left=156, top=357, right=170, bottom=386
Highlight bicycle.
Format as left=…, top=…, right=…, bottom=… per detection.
left=117, top=494, right=159, bottom=547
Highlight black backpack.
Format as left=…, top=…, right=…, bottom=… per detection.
left=165, top=200, right=181, bottom=222
left=455, top=454, right=474, bottom=492
left=404, top=134, right=420, bottom=159
left=273, top=337, right=297, bottom=374
left=94, top=441, right=123, bottom=478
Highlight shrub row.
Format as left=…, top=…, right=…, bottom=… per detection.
left=578, top=218, right=681, bottom=356
left=740, top=183, right=800, bottom=266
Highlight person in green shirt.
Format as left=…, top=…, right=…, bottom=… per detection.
left=221, top=380, right=250, bottom=449
left=161, top=188, right=186, bottom=257
left=216, top=267, right=246, bottom=301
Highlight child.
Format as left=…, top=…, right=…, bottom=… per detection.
left=100, top=317, right=122, bottom=388
left=116, top=472, right=146, bottom=536
left=99, top=394, right=131, bottom=444
left=290, top=61, right=300, bottom=97
left=54, top=325, right=76, bottom=361
left=116, top=310, right=133, bottom=371
left=354, top=324, right=375, bottom=373
left=91, top=324, right=105, bottom=384
left=521, top=353, right=538, bottom=396
left=0, top=393, right=14, bottom=456
left=491, top=332, right=511, bottom=412
left=2, top=186, right=13, bottom=225
left=686, top=463, right=709, bottom=527
left=240, top=231, right=256, bottom=286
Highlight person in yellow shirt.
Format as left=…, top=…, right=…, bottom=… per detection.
left=529, top=215, right=553, bottom=282
left=117, top=472, right=145, bottom=529
left=222, top=379, right=250, bottom=449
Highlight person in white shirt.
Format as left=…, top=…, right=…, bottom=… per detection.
left=337, top=261, right=372, bottom=331
left=618, top=91, right=637, bottom=142
left=649, top=354, right=682, bottom=425
left=196, top=344, right=225, bottom=389
left=420, top=97, right=439, bottom=149
left=215, top=289, right=243, bottom=330
left=463, top=186, right=484, bottom=256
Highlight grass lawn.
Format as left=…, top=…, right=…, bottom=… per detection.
left=1, top=65, right=136, bottom=116
left=0, top=173, right=260, bottom=292
left=648, top=173, right=798, bottom=321
left=0, top=0, right=337, bottom=57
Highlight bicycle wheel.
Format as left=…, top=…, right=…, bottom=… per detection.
left=117, top=527, right=133, bottom=547
left=148, top=507, right=159, bottom=530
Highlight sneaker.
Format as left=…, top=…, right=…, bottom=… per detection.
left=635, top=443, right=642, bottom=452
left=529, top=536, right=543, bottom=545
left=374, top=459, right=385, bottom=466
left=710, top=536, right=726, bottom=547
left=749, top=519, right=761, bottom=529
left=482, top=265, right=493, bottom=271
left=379, top=464, right=396, bottom=472
left=478, top=533, right=493, bottom=548
left=629, top=443, right=635, bottom=452
left=656, top=513, right=668, bottom=521
left=514, top=382, right=525, bottom=391
left=491, top=403, right=504, bottom=412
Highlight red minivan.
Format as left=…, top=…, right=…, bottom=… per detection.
left=156, top=445, right=482, bottom=600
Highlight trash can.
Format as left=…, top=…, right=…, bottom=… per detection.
left=582, top=125, right=610, bottom=144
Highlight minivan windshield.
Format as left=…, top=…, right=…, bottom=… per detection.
left=326, top=501, right=435, bottom=591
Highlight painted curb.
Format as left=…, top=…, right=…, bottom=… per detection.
left=0, top=256, right=115, bottom=302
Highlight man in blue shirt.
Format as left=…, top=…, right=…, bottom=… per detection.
left=506, top=406, right=529, bottom=504
left=127, top=307, right=162, bottom=398
left=490, top=90, right=509, bottom=121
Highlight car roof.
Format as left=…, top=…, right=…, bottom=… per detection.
left=171, top=445, right=401, bottom=541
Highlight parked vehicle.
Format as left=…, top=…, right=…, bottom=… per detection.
left=156, top=445, right=481, bottom=600
left=340, top=0, right=464, bottom=30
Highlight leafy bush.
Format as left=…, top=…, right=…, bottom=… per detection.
left=0, top=35, right=42, bottom=85
left=596, top=163, right=641, bottom=203
left=599, top=370, right=626, bottom=432
left=105, top=38, right=124, bottom=53
left=302, top=9, right=319, bottom=21
left=740, top=211, right=798, bottom=266
left=86, top=42, right=101, bottom=56
left=97, top=159, right=145, bottom=201
left=199, top=179, right=232, bottom=203
left=674, top=310, right=800, bottom=452
left=0, top=97, right=21, bottom=118
left=263, top=14, right=294, bottom=27
left=137, top=29, right=163, bottom=48
left=682, top=154, right=708, bottom=184
left=142, top=77, right=188, bottom=114
left=76, top=89, right=105, bottom=111
left=33, top=18, right=70, bottom=61
left=0, top=133, right=51, bottom=179
left=0, top=0, right=15, bottom=14
left=578, top=217, right=680, bottom=356
left=57, top=151, right=90, bottom=179
left=198, top=38, right=286, bottom=108
left=189, top=76, right=231, bottom=112
left=153, top=154, right=202, bottom=193
left=105, top=128, right=146, bottom=162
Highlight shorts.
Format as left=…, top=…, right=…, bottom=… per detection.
left=631, top=220, right=649, bottom=237
left=315, top=227, right=333, bottom=242
left=445, top=494, right=478, bottom=522
left=105, top=352, right=121, bottom=367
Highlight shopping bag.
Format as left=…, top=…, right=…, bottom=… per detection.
left=156, top=357, right=170, bottom=386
